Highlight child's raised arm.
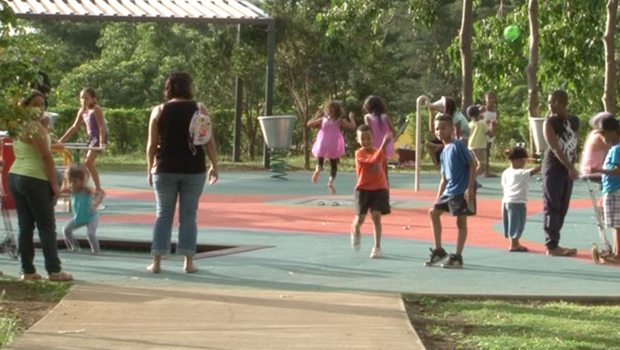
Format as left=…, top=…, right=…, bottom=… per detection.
left=339, top=112, right=356, bottom=130
left=529, top=165, right=542, bottom=176
left=307, top=109, right=323, bottom=128
left=59, top=108, right=85, bottom=143
left=380, top=132, right=393, bottom=151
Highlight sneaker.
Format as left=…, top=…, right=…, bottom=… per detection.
left=423, top=247, right=448, bottom=266
left=442, top=254, right=463, bottom=269
left=370, top=247, right=382, bottom=259
left=546, top=247, right=578, bottom=257
left=350, top=227, right=361, bottom=251
left=48, top=271, right=73, bottom=282
left=21, top=273, right=42, bottom=281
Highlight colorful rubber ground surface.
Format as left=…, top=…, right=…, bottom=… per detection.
left=1, top=171, right=618, bottom=297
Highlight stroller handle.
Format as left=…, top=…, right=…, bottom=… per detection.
left=579, top=173, right=603, bottom=181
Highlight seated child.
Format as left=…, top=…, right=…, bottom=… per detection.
left=501, top=147, right=541, bottom=252
left=62, top=165, right=104, bottom=253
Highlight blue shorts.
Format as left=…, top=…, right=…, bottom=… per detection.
left=502, top=202, right=526, bottom=239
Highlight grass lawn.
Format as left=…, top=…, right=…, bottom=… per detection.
left=0, top=280, right=71, bottom=348
left=404, top=296, right=620, bottom=350
left=91, top=152, right=512, bottom=174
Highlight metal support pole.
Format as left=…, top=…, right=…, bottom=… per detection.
left=415, top=96, right=429, bottom=192
left=263, top=20, right=276, bottom=168
left=233, top=25, right=243, bottom=162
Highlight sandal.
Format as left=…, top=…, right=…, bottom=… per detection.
left=21, top=273, right=42, bottom=281
left=183, top=266, right=198, bottom=274
left=48, top=271, right=73, bottom=282
left=509, top=246, right=529, bottom=252
left=146, top=264, right=161, bottom=274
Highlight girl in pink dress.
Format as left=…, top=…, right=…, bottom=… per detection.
left=308, top=101, right=356, bottom=194
left=363, top=96, right=396, bottom=180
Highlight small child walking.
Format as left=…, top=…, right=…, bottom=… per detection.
left=594, top=117, right=620, bottom=264
left=467, top=105, right=496, bottom=175
left=59, top=87, right=107, bottom=194
left=62, top=165, right=105, bottom=253
left=501, top=146, right=541, bottom=252
left=308, top=100, right=356, bottom=194
left=425, top=114, right=476, bottom=269
left=363, top=96, right=396, bottom=180
left=350, top=125, right=392, bottom=259
left=480, top=91, right=499, bottom=177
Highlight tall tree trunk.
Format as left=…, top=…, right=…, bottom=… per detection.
left=459, top=0, right=473, bottom=112
left=603, top=0, right=618, bottom=113
left=526, top=0, right=539, bottom=157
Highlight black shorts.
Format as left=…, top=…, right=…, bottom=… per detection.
left=355, top=189, right=391, bottom=215
left=434, top=194, right=476, bottom=216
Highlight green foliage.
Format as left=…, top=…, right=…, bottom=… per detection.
left=0, top=0, right=49, bottom=138
left=50, top=106, right=233, bottom=155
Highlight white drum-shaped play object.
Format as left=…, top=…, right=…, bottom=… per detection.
left=43, top=112, right=59, bottom=127
left=258, top=115, right=297, bottom=149
left=529, top=117, right=548, bottom=154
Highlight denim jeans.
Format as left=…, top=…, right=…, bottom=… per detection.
left=8, top=173, right=61, bottom=274
left=152, top=172, right=206, bottom=256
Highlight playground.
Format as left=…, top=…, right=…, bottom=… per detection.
left=1, top=170, right=618, bottom=296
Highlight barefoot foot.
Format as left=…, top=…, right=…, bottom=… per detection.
left=311, top=170, right=320, bottom=184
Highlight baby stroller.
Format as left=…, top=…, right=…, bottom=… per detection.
left=581, top=174, right=613, bottom=263
left=0, top=188, right=18, bottom=260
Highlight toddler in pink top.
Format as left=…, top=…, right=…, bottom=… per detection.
left=581, top=112, right=615, bottom=176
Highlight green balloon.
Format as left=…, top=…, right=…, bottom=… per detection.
left=504, top=25, right=520, bottom=42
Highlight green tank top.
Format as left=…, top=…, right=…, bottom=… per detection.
left=9, top=135, right=51, bottom=181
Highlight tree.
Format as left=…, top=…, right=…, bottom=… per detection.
left=264, top=0, right=393, bottom=169
left=0, top=1, right=42, bottom=137
left=459, top=0, right=474, bottom=111
left=526, top=0, right=539, bottom=119
left=603, top=0, right=618, bottom=113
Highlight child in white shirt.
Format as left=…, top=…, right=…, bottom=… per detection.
left=501, top=146, right=541, bottom=252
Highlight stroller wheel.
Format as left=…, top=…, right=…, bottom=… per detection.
left=591, top=243, right=601, bottom=264
left=8, top=245, right=17, bottom=260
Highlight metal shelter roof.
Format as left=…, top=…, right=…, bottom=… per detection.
left=7, top=0, right=272, bottom=24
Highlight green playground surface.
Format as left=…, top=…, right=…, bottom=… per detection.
left=0, top=171, right=618, bottom=298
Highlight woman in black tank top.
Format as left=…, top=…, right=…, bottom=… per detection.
left=146, top=72, right=219, bottom=274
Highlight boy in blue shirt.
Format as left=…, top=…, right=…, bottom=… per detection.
left=425, top=114, right=477, bottom=268
left=594, top=117, right=620, bottom=264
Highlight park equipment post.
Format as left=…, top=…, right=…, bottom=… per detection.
left=258, top=115, right=297, bottom=179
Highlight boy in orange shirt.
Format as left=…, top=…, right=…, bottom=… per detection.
left=350, top=125, right=392, bottom=258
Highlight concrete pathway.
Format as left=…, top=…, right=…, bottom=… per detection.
left=7, top=284, right=425, bottom=350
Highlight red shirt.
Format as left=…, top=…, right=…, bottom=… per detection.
left=355, top=147, right=388, bottom=191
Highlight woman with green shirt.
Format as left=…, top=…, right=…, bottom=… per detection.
left=9, top=90, right=72, bottom=281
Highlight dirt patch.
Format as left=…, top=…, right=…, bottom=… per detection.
left=0, top=281, right=68, bottom=332
left=404, top=299, right=474, bottom=350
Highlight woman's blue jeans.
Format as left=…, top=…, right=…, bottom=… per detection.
left=151, top=172, right=206, bottom=257
left=8, top=173, right=61, bottom=275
